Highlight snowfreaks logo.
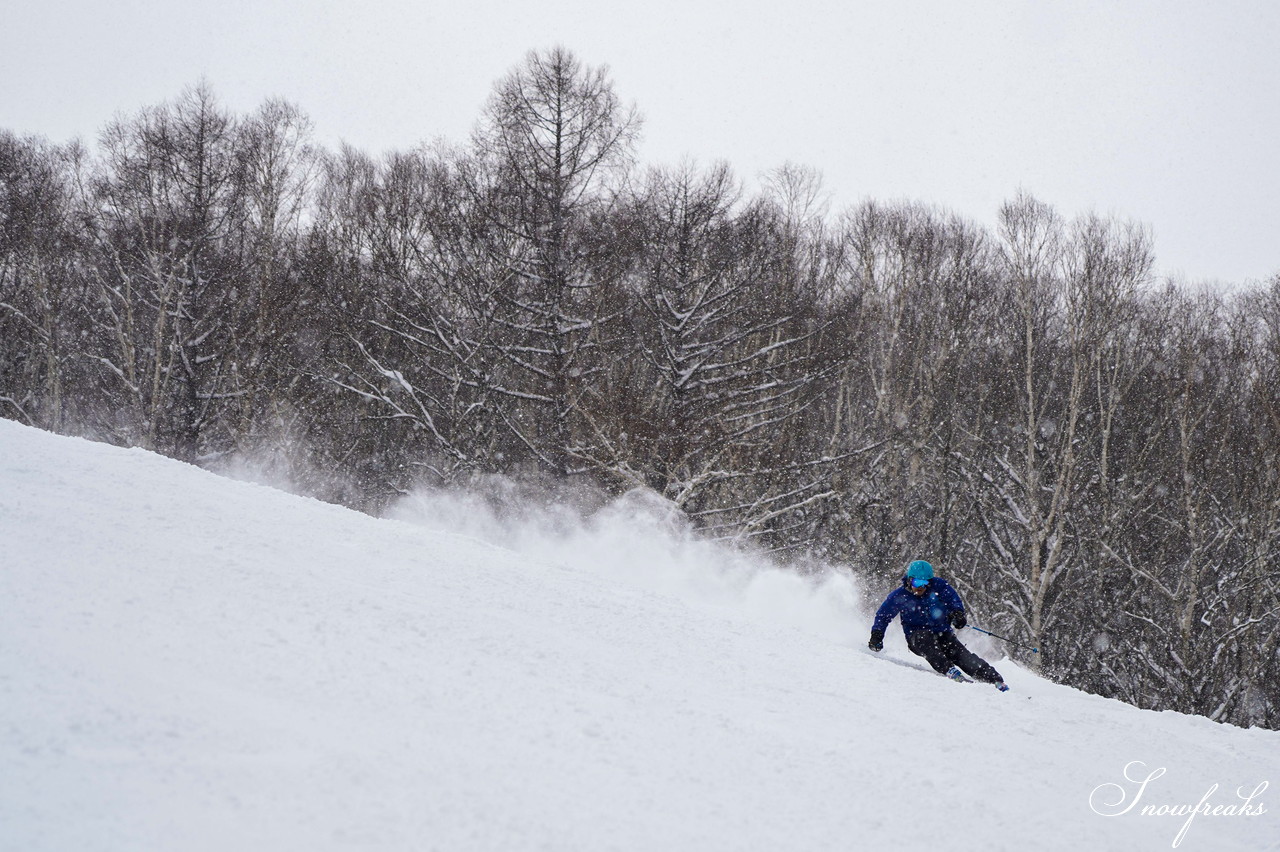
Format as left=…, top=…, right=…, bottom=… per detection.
left=1089, top=761, right=1268, bottom=848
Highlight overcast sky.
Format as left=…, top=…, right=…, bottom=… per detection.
left=3, top=0, right=1277, bottom=285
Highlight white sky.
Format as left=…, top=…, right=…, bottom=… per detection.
left=3, top=0, right=1277, bottom=285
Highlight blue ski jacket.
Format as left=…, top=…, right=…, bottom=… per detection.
left=872, top=577, right=966, bottom=637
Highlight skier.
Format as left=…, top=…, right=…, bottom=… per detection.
left=867, top=560, right=1009, bottom=691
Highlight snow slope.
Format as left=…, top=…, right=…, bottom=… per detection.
left=1, top=419, right=1276, bottom=852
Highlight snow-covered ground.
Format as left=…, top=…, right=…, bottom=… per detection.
left=1, top=419, right=1276, bottom=852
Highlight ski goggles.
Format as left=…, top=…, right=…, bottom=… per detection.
left=908, top=577, right=930, bottom=588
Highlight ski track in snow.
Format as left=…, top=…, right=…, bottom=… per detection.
left=1, top=420, right=1277, bottom=852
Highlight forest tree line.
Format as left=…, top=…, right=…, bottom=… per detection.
left=3, top=48, right=1278, bottom=728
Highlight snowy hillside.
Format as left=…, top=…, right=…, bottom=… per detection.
left=1, top=420, right=1276, bottom=852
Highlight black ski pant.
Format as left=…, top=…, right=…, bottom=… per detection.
left=906, top=630, right=1003, bottom=684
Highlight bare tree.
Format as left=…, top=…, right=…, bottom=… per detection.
left=609, top=163, right=833, bottom=546
left=962, top=195, right=1154, bottom=669
left=471, top=46, right=641, bottom=475
left=326, top=146, right=512, bottom=486
left=0, top=133, right=90, bottom=431
left=83, top=82, right=244, bottom=459
left=227, top=98, right=317, bottom=448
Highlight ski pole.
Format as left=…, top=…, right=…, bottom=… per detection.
left=970, top=625, right=1039, bottom=654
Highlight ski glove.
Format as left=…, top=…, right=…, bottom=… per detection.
left=949, top=611, right=967, bottom=630
left=868, top=630, right=885, bottom=652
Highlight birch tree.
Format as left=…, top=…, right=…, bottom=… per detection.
left=84, top=83, right=244, bottom=459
